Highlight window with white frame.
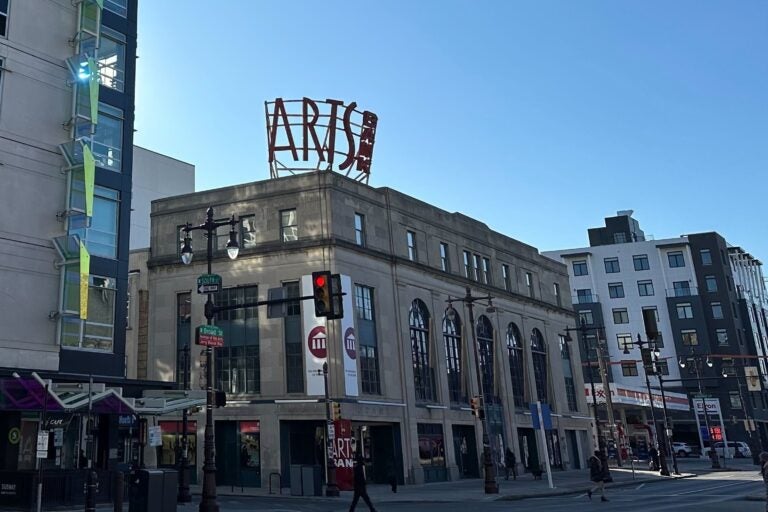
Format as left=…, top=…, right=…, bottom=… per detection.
left=61, top=268, right=116, bottom=352
left=604, top=257, right=620, bottom=273
left=676, top=302, right=694, bottom=319
left=463, top=251, right=472, bottom=279
left=608, top=282, right=625, bottom=299
left=553, top=282, right=561, bottom=306
left=473, top=254, right=481, bottom=282
left=354, top=213, right=366, bottom=246
left=637, top=280, right=654, bottom=296
left=617, top=333, right=633, bottom=351
left=439, top=242, right=449, bottom=272
left=667, top=251, right=685, bottom=268
left=407, top=231, right=417, bottom=261
left=280, top=209, right=298, bottom=242
left=502, top=264, right=511, bottom=291
left=240, top=215, right=257, bottom=249
left=481, top=257, right=491, bottom=284
left=633, top=254, right=650, bottom=271
left=525, top=272, right=534, bottom=298
left=613, top=308, right=629, bottom=324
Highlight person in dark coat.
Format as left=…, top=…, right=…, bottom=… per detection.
left=598, top=450, right=612, bottom=483
left=386, top=457, right=398, bottom=493
left=587, top=451, right=608, bottom=502
left=504, top=448, right=517, bottom=480
left=349, top=455, right=377, bottom=512
left=649, top=446, right=660, bottom=471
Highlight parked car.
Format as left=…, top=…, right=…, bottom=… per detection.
left=713, top=441, right=752, bottom=458
left=672, top=442, right=695, bottom=457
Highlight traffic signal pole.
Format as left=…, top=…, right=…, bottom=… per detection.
left=321, top=362, right=340, bottom=497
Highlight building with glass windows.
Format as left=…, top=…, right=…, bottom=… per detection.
left=545, top=211, right=768, bottom=459
left=138, top=170, right=594, bottom=488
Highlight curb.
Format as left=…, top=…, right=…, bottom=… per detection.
left=497, top=473, right=696, bottom=501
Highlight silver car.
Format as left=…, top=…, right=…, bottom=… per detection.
left=672, top=442, right=694, bottom=457
left=713, top=441, right=752, bottom=458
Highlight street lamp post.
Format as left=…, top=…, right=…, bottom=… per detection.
left=312, top=362, right=340, bottom=497
left=678, top=350, right=720, bottom=469
left=181, top=207, right=240, bottom=512
left=178, top=342, right=191, bottom=502
left=447, top=287, right=498, bottom=494
left=721, top=362, right=762, bottom=461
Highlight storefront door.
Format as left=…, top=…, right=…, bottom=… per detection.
left=451, top=425, right=479, bottom=478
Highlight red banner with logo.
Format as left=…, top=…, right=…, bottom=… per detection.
left=332, top=419, right=354, bottom=491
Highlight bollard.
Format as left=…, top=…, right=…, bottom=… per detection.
left=114, top=470, right=124, bottom=512
left=85, top=470, right=98, bottom=512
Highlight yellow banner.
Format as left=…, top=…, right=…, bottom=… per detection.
left=79, top=241, right=90, bottom=320
left=82, top=143, right=95, bottom=217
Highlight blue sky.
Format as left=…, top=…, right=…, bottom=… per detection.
left=135, top=1, right=768, bottom=259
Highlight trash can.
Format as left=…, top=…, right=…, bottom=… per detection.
left=160, top=469, right=178, bottom=512
left=301, top=465, right=322, bottom=496
left=289, top=464, right=303, bottom=496
left=129, top=469, right=164, bottom=512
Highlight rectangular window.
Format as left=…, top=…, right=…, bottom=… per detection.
left=355, top=285, right=380, bottom=395
left=240, top=215, right=258, bottom=249
left=705, top=275, right=718, bottom=292
left=560, top=336, right=578, bottom=412
left=61, top=270, right=116, bottom=352
left=525, top=272, right=534, bottom=298
left=732, top=302, right=739, bottom=318
left=673, top=281, right=692, bottom=297
left=655, top=361, right=670, bottom=376
left=481, top=257, right=491, bottom=284
left=502, top=264, right=511, bottom=291
left=176, top=292, right=191, bottom=385
left=104, top=0, right=128, bottom=16
left=553, top=282, right=561, bottom=306
left=473, top=254, right=481, bottom=282
left=578, top=310, right=594, bottom=326
left=407, top=231, right=417, bottom=261
left=604, top=258, right=620, bottom=273
left=98, top=26, right=126, bottom=92
left=729, top=391, right=742, bottom=409
left=69, top=183, right=120, bottom=259
left=214, top=286, right=260, bottom=395
left=283, top=282, right=304, bottom=393
left=716, top=328, right=729, bottom=345
left=439, top=242, right=449, bottom=272
left=573, top=260, right=588, bottom=276
left=633, top=254, right=650, bottom=271
left=608, top=282, right=625, bottom=299
left=668, top=251, right=685, bottom=268
left=0, top=0, right=7, bottom=37
left=621, top=361, right=639, bottom=377
left=681, top=329, right=699, bottom=346
left=700, top=249, right=712, bottom=266
left=711, top=302, right=724, bottom=319
left=354, top=213, right=366, bottom=247
left=463, top=251, right=472, bottom=279
left=676, top=302, right=694, bottom=319
left=613, top=308, right=629, bottom=324
left=76, top=103, right=124, bottom=172
left=417, top=423, right=446, bottom=468
left=617, top=333, right=633, bottom=351
left=638, top=280, right=654, bottom=296
left=576, top=289, right=593, bottom=304
left=614, top=232, right=627, bottom=243
left=280, top=209, right=298, bottom=242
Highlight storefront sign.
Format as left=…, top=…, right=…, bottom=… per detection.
left=340, top=275, right=359, bottom=397
left=332, top=419, right=354, bottom=491
left=43, top=414, right=73, bottom=431
left=693, top=398, right=721, bottom=416
left=7, top=427, right=20, bottom=445
left=266, top=98, right=378, bottom=175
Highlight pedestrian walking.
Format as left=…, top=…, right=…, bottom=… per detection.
left=587, top=451, right=609, bottom=502
left=649, top=446, right=659, bottom=471
left=598, top=449, right=612, bottom=483
left=349, top=455, right=377, bottom=512
left=759, top=451, right=768, bottom=512
left=504, top=448, right=517, bottom=480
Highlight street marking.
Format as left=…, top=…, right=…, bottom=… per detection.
left=636, top=483, right=645, bottom=490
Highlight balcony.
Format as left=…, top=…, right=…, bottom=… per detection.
left=666, top=286, right=699, bottom=298
left=572, top=293, right=600, bottom=305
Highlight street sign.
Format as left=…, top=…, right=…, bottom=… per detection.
left=36, top=431, right=49, bottom=459
left=530, top=402, right=553, bottom=430
left=197, top=274, right=222, bottom=294
left=148, top=426, right=162, bottom=447
left=196, top=325, right=224, bottom=347
left=328, top=424, right=335, bottom=440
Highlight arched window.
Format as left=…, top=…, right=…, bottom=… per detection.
left=506, top=323, right=526, bottom=407
left=476, top=315, right=495, bottom=402
left=443, top=309, right=463, bottom=404
left=410, top=299, right=436, bottom=402
left=531, top=328, right=548, bottom=403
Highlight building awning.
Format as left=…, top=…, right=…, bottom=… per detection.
left=0, top=372, right=203, bottom=416
left=586, top=382, right=691, bottom=412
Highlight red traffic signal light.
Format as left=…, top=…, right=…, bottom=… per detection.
left=312, top=271, right=332, bottom=317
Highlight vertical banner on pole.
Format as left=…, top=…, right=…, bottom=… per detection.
left=340, top=275, right=359, bottom=397
left=301, top=275, right=326, bottom=396
left=333, top=419, right=354, bottom=490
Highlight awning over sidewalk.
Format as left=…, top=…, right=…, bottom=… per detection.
left=0, top=372, right=204, bottom=416
left=586, top=383, right=691, bottom=412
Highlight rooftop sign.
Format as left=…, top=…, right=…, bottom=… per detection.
left=265, top=98, right=378, bottom=183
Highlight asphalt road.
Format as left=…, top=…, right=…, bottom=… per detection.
left=165, top=469, right=765, bottom=511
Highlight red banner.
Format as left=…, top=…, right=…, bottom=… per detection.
left=332, top=419, right=354, bottom=491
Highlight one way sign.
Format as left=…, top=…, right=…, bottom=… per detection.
left=197, top=274, right=222, bottom=294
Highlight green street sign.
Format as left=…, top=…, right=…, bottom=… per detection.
left=197, top=274, right=222, bottom=294
left=196, top=325, right=224, bottom=347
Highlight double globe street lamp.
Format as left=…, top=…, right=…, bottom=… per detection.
left=180, top=207, right=240, bottom=512
left=677, top=350, right=720, bottom=469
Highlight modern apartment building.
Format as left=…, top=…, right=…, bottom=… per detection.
left=545, top=211, right=768, bottom=454
left=137, top=171, right=593, bottom=488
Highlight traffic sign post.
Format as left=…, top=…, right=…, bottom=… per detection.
left=196, top=325, right=224, bottom=347
left=197, top=274, right=222, bottom=294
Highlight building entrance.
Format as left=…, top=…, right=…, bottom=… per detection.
left=451, top=425, right=479, bottom=478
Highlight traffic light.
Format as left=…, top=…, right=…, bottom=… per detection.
left=328, top=273, right=344, bottom=320
left=312, top=271, right=332, bottom=317
left=470, top=396, right=484, bottom=419
left=332, top=401, right=341, bottom=421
